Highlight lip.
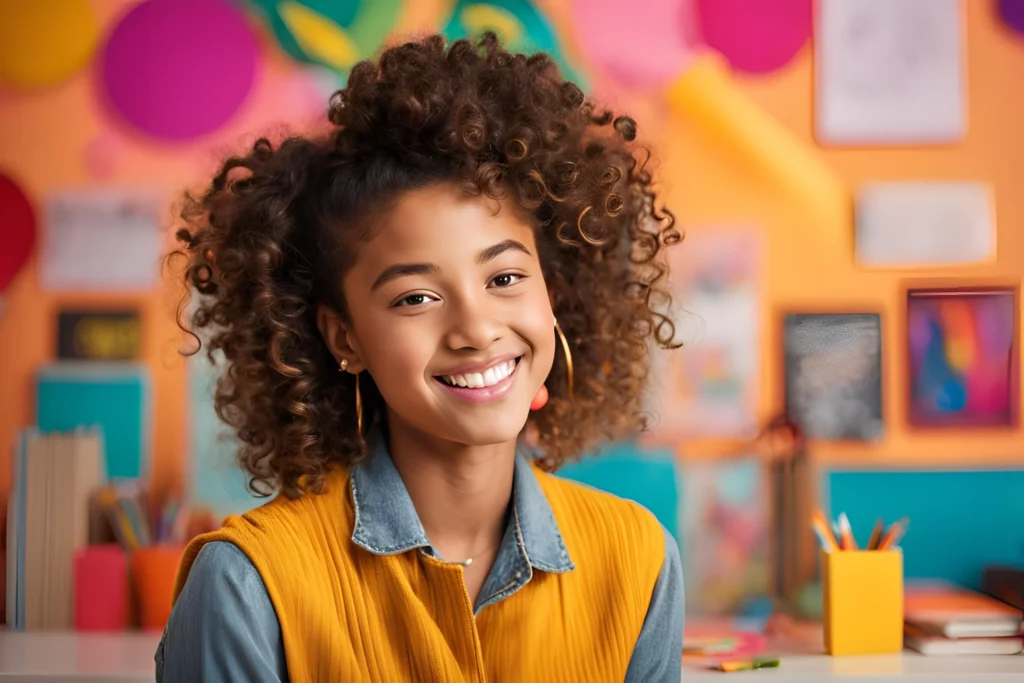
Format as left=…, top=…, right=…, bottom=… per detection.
left=434, top=357, right=522, bottom=405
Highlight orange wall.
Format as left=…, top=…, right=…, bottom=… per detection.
left=1, top=1, right=1022, bottom=496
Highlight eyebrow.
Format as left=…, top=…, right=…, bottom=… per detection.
left=370, top=240, right=532, bottom=291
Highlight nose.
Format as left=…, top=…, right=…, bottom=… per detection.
left=443, top=291, right=504, bottom=351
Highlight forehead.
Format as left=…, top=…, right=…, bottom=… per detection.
left=358, top=183, right=537, bottom=266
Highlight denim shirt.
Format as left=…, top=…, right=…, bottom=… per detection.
left=156, top=431, right=684, bottom=682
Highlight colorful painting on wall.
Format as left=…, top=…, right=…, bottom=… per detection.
left=647, top=228, right=761, bottom=440
left=681, top=457, right=771, bottom=616
left=907, top=287, right=1018, bottom=427
left=442, top=0, right=586, bottom=87
left=784, top=313, right=884, bottom=441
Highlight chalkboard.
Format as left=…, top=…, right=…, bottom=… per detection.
left=784, top=313, right=883, bottom=440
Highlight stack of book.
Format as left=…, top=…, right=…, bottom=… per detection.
left=6, top=429, right=104, bottom=629
left=903, top=581, right=1024, bottom=655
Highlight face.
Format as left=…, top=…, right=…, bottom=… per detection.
left=321, top=183, right=556, bottom=448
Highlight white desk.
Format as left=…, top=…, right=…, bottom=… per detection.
left=0, top=630, right=1022, bottom=681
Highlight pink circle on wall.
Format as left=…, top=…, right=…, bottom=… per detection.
left=569, top=0, right=699, bottom=90
left=697, top=0, right=812, bottom=74
left=101, top=0, right=259, bottom=142
left=0, top=172, right=36, bottom=294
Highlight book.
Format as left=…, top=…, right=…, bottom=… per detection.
left=905, top=582, right=1023, bottom=639
left=7, top=429, right=103, bottom=629
left=904, top=624, right=1023, bottom=656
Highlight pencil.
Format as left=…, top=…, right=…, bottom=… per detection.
left=811, top=509, right=840, bottom=552
left=837, top=512, right=858, bottom=550
left=867, top=518, right=884, bottom=550
left=877, top=517, right=909, bottom=551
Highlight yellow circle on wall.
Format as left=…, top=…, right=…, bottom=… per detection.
left=0, top=0, right=99, bottom=88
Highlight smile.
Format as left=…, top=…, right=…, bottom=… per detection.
left=434, top=357, right=522, bottom=404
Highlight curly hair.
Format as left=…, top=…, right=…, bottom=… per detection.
left=173, top=33, right=680, bottom=499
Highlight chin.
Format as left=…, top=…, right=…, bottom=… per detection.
left=440, top=407, right=531, bottom=448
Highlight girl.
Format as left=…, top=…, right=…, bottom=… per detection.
left=158, top=33, right=683, bottom=682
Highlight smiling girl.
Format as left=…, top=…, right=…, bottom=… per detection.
left=158, top=33, right=683, bottom=683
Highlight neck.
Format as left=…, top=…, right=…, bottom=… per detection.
left=385, top=416, right=515, bottom=564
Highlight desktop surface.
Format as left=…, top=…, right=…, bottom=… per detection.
left=0, top=628, right=1022, bottom=682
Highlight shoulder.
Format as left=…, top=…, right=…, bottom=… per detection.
left=534, top=466, right=667, bottom=569
left=184, top=541, right=262, bottom=592
left=159, top=542, right=286, bottom=682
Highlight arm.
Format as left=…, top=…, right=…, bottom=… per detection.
left=624, top=526, right=684, bottom=683
left=155, top=541, right=288, bottom=683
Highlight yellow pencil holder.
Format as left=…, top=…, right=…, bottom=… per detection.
left=822, top=550, right=904, bottom=656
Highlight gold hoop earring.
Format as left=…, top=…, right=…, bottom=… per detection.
left=554, top=321, right=574, bottom=400
left=355, top=372, right=363, bottom=436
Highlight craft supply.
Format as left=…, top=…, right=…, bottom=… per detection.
left=73, top=544, right=129, bottom=631
left=712, top=656, right=780, bottom=672
left=836, top=512, right=857, bottom=550
left=866, top=518, right=884, bottom=550
left=811, top=509, right=839, bottom=553
left=877, top=517, right=908, bottom=551
left=822, top=549, right=904, bottom=656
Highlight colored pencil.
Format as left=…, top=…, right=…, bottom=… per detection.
left=837, top=512, right=858, bottom=550
left=811, top=509, right=840, bottom=552
left=867, top=518, right=885, bottom=550
left=877, top=517, right=909, bottom=551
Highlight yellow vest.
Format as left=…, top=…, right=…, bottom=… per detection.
left=174, top=466, right=665, bottom=682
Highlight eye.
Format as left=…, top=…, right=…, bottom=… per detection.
left=392, top=292, right=439, bottom=308
left=489, top=273, right=524, bottom=288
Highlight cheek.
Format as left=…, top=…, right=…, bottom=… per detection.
left=517, top=290, right=556, bottom=366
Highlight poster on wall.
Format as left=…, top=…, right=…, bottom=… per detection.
left=783, top=313, right=884, bottom=441
left=907, top=287, right=1018, bottom=428
left=681, top=456, right=771, bottom=616
left=41, top=190, right=163, bottom=292
left=856, top=182, right=994, bottom=267
left=188, top=354, right=263, bottom=520
left=815, top=0, right=965, bottom=145
left=647, top=228, right=761, bottom=440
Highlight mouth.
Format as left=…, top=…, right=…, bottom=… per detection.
left=434, top=356, right=523, bottom=405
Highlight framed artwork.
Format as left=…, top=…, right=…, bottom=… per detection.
left=681, top=456, right=770, bottom=616
left=647, top=228, right=761, bottom=440
left=907, top=287, right=1018, bottom=427
left=783, top=313, right=884, bottom=441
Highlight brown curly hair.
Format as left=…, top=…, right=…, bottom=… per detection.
left=173, top=33, right=680, bottom=499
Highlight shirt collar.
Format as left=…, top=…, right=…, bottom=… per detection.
left=349, top=427, right=574, bottom=574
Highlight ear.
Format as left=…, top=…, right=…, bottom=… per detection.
left=316, top=304, right=366, bottom=373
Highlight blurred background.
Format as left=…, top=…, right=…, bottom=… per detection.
left=1, top=0, right=1023, bottom=662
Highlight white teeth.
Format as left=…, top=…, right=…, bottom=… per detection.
left=442, top=360, right=515, bottom=389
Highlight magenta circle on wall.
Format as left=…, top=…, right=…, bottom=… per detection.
left=101, top=0, right=258, bottom=142
left=697, top=0, right=812, bottom=74
left=999, top=0, right=1024, bottom=34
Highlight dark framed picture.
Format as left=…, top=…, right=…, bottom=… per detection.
left=783, top=313, right=884, bottom=441
left=907, top=287, right=1018, bottom=427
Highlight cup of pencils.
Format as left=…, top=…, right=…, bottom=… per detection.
left=814, top=510, right=908, bottom=656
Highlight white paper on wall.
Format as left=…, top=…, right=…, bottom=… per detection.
left=41, top=190, right=164, bottom=291
left=815, top=0, right=966, bottom=145
left=856, top=181, right=994, bottom=267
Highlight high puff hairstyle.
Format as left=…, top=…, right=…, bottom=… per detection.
left=173, top=33, right=680, bottom=499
